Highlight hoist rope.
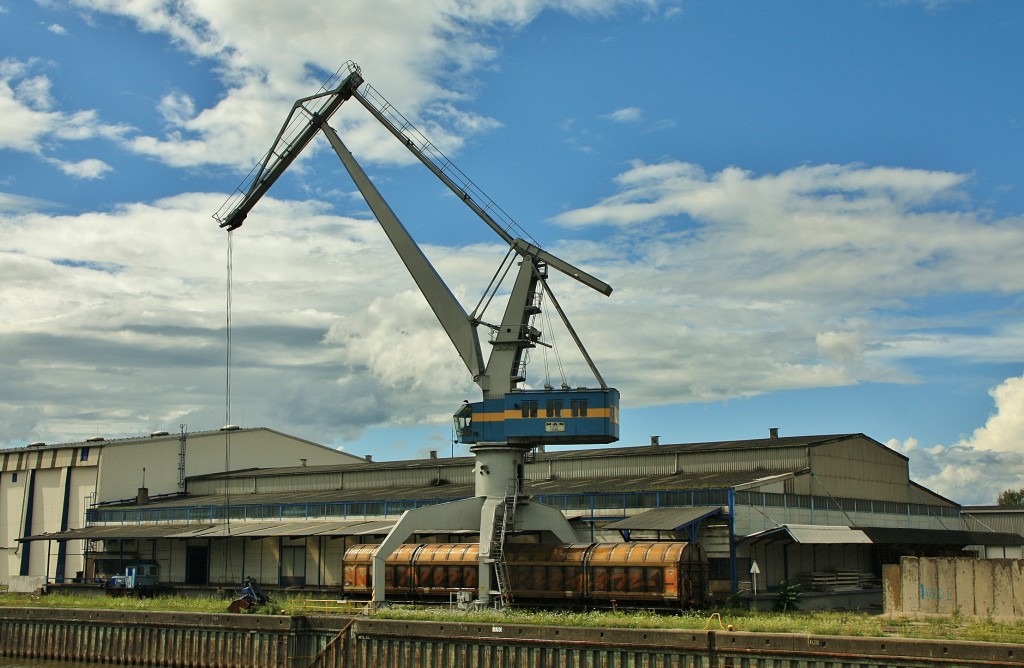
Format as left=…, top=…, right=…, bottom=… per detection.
left=539, top=289, right=568, bottom=386
left=471, top=247, right=517, bottom=322
left=225, top=231, right=233, bottom=433
left=223, top=231, right=234, bottom=555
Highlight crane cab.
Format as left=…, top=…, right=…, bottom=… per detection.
left=455, top=387, right=619, bottom=446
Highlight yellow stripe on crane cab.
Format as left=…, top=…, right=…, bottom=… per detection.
left=472, top=408, right=617, bottom=423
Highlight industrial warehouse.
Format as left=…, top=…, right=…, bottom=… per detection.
left=11, top=427, right=1022, bottom=610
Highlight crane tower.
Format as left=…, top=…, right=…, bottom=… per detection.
left=214, top=61, right=619, bottom=607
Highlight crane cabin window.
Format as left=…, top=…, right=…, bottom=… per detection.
left=545, top=400, right=563, bottom=417
left=521, top=401, right=538, bottom=418
left=571, top=400, right=588, bottom=417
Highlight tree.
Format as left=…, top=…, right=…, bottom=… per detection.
left=997, top=488, right=1024, bottom=506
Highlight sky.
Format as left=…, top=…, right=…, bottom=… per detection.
left=1, top=0, right=1022, bottom=506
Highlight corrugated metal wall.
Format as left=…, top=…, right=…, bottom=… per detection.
left=189, top=464, right=476, bottom=497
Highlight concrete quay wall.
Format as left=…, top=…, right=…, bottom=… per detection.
left=1, top=608, right=1022, bottom=667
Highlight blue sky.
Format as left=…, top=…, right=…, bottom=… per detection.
left=1, top=1, right=1023, bottom=505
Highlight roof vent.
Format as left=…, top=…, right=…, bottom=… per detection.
left=28, top=441, right=45, bottom=448
left=150, top=430, right=170, bottom=437
left=651, top=436, right=660, bottom=446
left=220, top=424, right=241, bottom=432
left=769, top=427, right=779, bottom=439
left=86, top=436, right=105, bottom=443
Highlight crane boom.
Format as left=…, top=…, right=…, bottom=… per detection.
left=320, top=124, right=487, bottom=383
left=213, top=62, right=364, bottom=231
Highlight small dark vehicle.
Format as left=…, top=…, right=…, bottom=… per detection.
left=104, top=562, right=162, bottom=597
left=228, top=576, right=270, bottom=613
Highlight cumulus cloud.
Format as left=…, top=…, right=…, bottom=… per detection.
left=0, top=57, right=130, bottom=170
left=64, top=0, right=651, bottom=171
left=46, top=157, right=113, bottom=179
left=957, top=376, right=1024, bottom=453
left=3, top=0, right=1024, bottom=468
left=540, top=159, right=1024, bottom=407
left=0, top=192, right=54, bottom=212
left=604, top=106, right=643, bottom=123
left=889, top=373, right=1024, bottom=505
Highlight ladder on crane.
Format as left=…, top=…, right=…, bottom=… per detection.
left=490, top=487, right=517, bottom=608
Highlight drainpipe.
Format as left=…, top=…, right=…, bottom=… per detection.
left=728, top=487, right=737, bottom=593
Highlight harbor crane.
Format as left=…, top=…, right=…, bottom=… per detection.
left=214, top=61, right=619, bottom=607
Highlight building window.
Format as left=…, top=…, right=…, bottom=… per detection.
left=521, top=401, right=538, bottom=418
left=571, top=400, right=588, bottom=417
left=80, top=447, right=90, bottom=462
left=545, top=400, right=562, bottom=418
left=11, top=472, right=17, bottom=483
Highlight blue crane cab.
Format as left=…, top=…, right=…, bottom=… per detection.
left=455, top=387, right=619, bottom=446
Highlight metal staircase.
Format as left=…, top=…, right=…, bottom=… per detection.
left=490, top=488, right=518, bottom=608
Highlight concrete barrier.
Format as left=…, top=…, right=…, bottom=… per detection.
left=886, top=556, right=1024, bottom=620
left=8, top=575, right=46, bottom=593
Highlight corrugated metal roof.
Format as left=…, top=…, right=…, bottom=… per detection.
left=742, top=524, right=872, bottom=545
left=189, top=434, right=864, bottom=480
left=890, top=528, right=1024, bottom=546
left=740, top=525, right=1021, bottom=547
left=20, top=519, right=399, bottom=542
left=19, top=524, right=211, bottom=541
left=603, top=506, right=723, bottom=531
left=99, top=468, right=798, bottom=512
left=968, top=531, right=1024, bottom=546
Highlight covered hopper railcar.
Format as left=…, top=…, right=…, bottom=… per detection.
left=343, top=541, right=708, bottom=609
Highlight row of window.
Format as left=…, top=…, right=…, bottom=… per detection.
left=88, top=488, right=960, bottom=523
left=520, top=400, right=589, bottom=418
left=733, top=490, right=960, bottom=519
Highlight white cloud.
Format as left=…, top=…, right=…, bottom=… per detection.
left=0, top=192, right=54, bottom=212
left=48, top=23, right=67, bottom=35
left=0, top=57, right=131, bottom=161
left=3, top=0, right=1023, bottom=469
left=60, top=1, right=655, bottom=171
left=957, top=376, right=1024, bottom=453
left=888, top=373, right=1024, bottom=505
left=535, top=160, right=1024, bottom=409
left=604, top=106, right=643, bottom=123
left=157, top=90, right=196, bottom=127
left=46, top=157, right=113, bottom=179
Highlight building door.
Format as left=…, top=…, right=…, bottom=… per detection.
left=280, top=544, right=306, bottom=587
left=185, top=545, right=209, bottom=585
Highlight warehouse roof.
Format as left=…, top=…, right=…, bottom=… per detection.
left=740, top=524, right=1024, bottom=547
left=21, top=520, right=401, bottom=542
left=187, top=433, right=868, bottom=481
left=741, top=524, right=873, bottom=545
left=604, top=506, right=723, bottom=532
left=96, top=467, right=800, bottom=512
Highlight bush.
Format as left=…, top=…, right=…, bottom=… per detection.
left=773, top=580, right=802, bottom=612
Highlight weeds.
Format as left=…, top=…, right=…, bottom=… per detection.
left=2, top=592, right=1023, bottom=644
